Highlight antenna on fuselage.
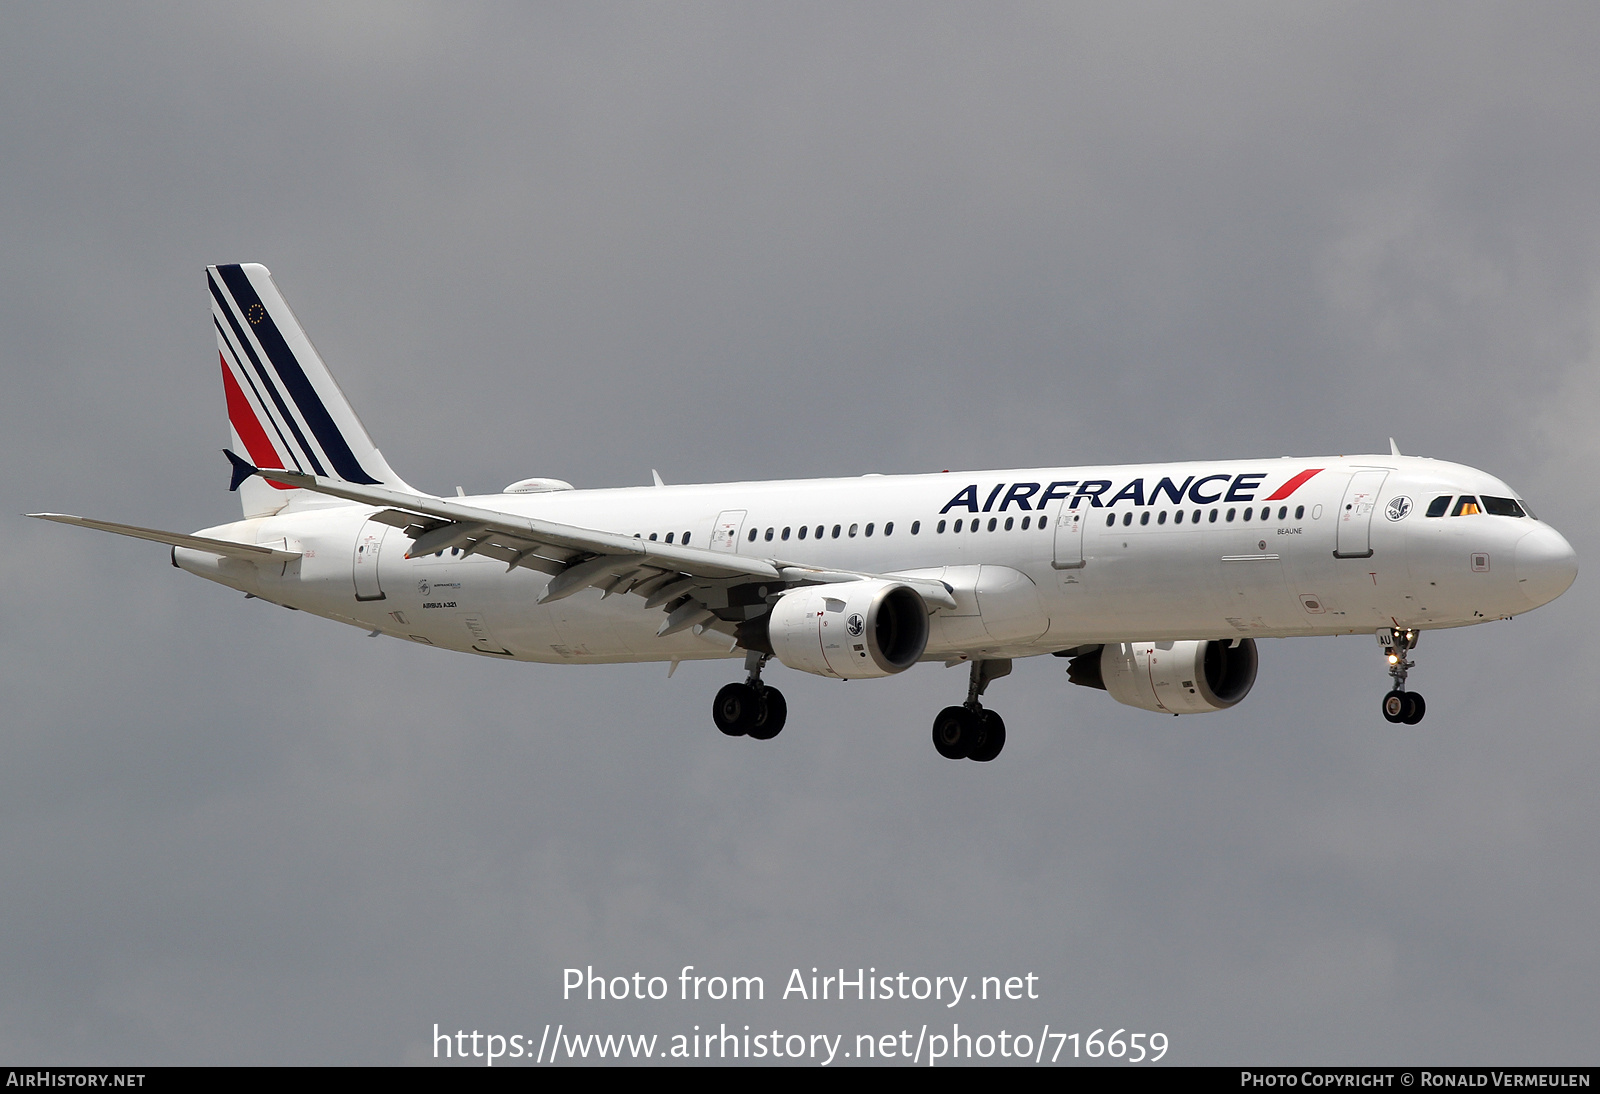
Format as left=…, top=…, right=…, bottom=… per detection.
left=652, top=469, right=666, bottom=487
left=1389, top=438, right=1403, bottom=457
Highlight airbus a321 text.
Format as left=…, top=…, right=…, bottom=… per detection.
left=33, top=264, right=1579, bottom=761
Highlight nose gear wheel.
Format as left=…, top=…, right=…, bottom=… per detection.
left=1377, top=628, right=1426, bottom=725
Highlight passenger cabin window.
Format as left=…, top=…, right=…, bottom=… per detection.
left=682, top=532, right=691, bottom=545
left=798, top=526, right=808, bottom=539
left=1452, top=496, right=1482, bottom=516
left=747, top=528, right=757, bottom=541
left=885, top=522, right=895, bottom=535
left=1481, top=496, right=1526, bottom=517
left=665, top=532, right=674, bottom=544
left=782, top=527, right=791, bottom=540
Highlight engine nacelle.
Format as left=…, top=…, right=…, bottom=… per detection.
left=1097, top=639, right=1258, bottom=715
left=765, top=581, right=930, bottom=679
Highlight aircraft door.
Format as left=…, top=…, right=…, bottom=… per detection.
left=353, top=520, right=389, bottom=601
left=1334, top=471, right=1389, bottom=559
left=1051, top=502, right=1085, bottom=570
left=710, top=510, right=747, bottom=552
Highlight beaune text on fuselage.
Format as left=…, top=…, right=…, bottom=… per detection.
left=32, top=265, right=1578, bottom=761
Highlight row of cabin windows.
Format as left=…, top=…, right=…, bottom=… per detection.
left=1105, top=504, right=1305, bottom=528
left=747, top=520, right=921, bottom=542
left=437, top=493, right=1530, bottom=557
left=749, top=515, right=1061, bottom=539
left=934, top=515, right=1051, bottom=534
left=632, top=514, right=1054, bottom=545
left=627, top=497, right=1528, bottom=546
left=1425, top=495, right=1530, bottom=518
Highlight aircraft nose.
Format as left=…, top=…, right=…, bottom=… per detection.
left=1514, top=524, right=1578, bottom=608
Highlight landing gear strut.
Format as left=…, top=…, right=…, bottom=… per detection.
left=713, top=651, right=788, bottom=740
left=932, top=659, right=1010, bottom=762
left=1378, top=627, right=1426, bottom=725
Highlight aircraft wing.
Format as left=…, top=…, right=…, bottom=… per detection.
left=258, top=469, right=955, bottom=634
left=27, top=513, right=302, bottom=562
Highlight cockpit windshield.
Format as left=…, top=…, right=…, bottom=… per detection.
left=1427, top=494, right=1530, bottom=518
left=1480, top=496, right=1527, bottom=518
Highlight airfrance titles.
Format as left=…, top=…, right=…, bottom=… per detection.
left=939, top=469, right=1321, bottom=515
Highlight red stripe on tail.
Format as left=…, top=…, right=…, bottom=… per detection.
left=1263, top=468, right=1323, bottom=501
left=220, top=354, right=295, bottom=490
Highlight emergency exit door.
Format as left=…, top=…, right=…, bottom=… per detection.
left=353, top=520, right=389, bottom=600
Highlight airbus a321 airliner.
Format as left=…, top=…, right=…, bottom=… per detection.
left=33, top=265, right=1578, bottom=761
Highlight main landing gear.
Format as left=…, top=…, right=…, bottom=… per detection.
left=713, top=652, right=788, bottom=741
left=1378, top=627, right=1426, bottom=725
left=931, top=659, right=1011, bottom=762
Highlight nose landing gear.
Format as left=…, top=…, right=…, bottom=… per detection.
left=712, top=652, right=788, bottom=740
left=931, top=659, right=1010, bottom=761
left=1378, top=628, right=1426, bottom=725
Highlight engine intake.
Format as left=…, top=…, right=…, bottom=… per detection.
left=1085, top=639, right=1258, bottom=715
left=757, top=581, right=930, bottom=679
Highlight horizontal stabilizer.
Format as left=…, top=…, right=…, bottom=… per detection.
left=224, top=448, right=261, bottom=492
left=27, top=513, right=301, bottom=562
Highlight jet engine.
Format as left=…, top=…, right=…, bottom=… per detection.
left=755, top=581, right=930, bottom=679
left=1069, top=639, right=1258, bottom=715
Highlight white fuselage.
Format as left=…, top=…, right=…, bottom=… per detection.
left=175, top=454, right=1576, bottom=666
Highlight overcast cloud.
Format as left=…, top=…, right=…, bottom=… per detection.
left=2, top=2, right=1597, bottom=1064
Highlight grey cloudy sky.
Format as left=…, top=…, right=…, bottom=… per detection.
left=3, top=2, right=1597, bottom=1065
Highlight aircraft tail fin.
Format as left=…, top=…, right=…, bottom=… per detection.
left=208, top=263, right=416, bottom=517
